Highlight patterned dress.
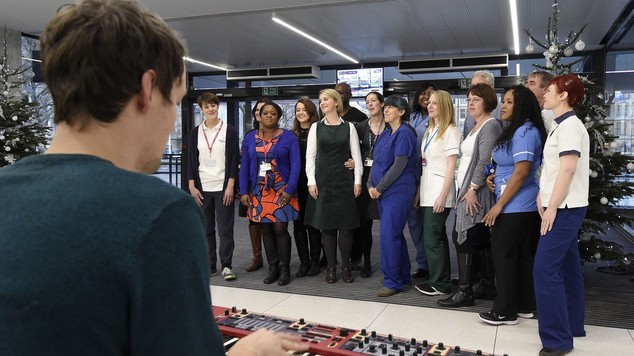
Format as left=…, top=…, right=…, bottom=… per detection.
left=248, top=131, right=299, bottom=222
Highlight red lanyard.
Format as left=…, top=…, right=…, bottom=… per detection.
left=202, top=120, right=223, bottom=156
left=260, top=129, right=278, bottom=160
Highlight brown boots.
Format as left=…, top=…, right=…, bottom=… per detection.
left=246, top=224, right=263, bottom=272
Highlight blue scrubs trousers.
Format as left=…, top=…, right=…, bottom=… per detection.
left=379, top=192, right=412, bottom=291
left=534, top=207, right=587, bottom=351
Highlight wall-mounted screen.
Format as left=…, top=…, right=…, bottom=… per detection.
left=336, top=68, right=383, bottom=97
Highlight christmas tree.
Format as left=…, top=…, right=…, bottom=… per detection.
left=524, top=0, right=634, bottom=266
left=1, top=32, right=49, bottom=167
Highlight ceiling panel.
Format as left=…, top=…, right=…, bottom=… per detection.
left=0, top=0, right=631, bottom=73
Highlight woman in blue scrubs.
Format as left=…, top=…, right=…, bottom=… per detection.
left=368, top=95, right=419, bottom=297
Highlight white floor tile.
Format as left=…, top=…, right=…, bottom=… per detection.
left=571, top=325, right=634, bottom=354
left=210, top=285, right=290, bottom=312
left=494, top=317, right=543, bottom=355
left=264, top=293, right=389, bottom=330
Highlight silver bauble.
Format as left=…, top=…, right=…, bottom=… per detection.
left=627, top=162, right=634, bottom=171
left=600, top=196, right=608, bottom=205
left=563, top=47, right=574, bottom=57
left=575, top=40, right=585, bottom=51
left=526, top=43, right=535, bottom=53
left=593, top=252, right=601, bottom=260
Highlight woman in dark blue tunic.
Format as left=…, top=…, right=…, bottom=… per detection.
left=368, top=95, right=419, bottom=297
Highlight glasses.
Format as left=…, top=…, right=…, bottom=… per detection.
left=466, top=97, right=483, bottom=104
left=336, top=90, right=350, bottom=95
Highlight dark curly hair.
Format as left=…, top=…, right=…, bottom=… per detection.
left=495, top=86, right=547, bottom=152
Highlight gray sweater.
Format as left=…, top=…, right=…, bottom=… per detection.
left=455, top=119, right=503, bottom=244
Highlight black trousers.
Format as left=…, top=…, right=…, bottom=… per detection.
left=202, top=191, right=235, bottom=270
left=490, top=211, right=539, bottom=316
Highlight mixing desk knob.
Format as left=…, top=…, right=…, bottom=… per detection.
left=405, top=344, right=410, bottom=352
left=371, top=331, right=377, bottom=338
left=241, top=308, right=248, bottom=314
left=387, top=333, right=393, bottom=341
left=437, top=342, right=445, bottom=350
left=339, top=328, right=349, bottom=337
left=416, top=346, right=423, bottom=354
left=364, top=337, right=370, bottom=344
left=299, top=318, right=306, bottom=324
left=369, top=345, right=377, bottom=353
left=231, top=306, right=237, bottom=312
left=454, top=345, right=461, bottom=354
left=361, top=328, right=368, bottom=336
left=224, top=310, right=229, bottom=316
left=476, top=351, right=482, bottom=355
left=410, top=337, right=416, bottom=345
left=358, top=340, right=364, bottom=349
left=399, top=350, right=405, bottom=356
left=391, top=343, right=399, bottom=350
left=381, top=347, right=387, bottom=354
left=422, top=340, right=428, bottom=347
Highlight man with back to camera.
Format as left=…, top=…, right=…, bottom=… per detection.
left=0, top=0, right=307, bottom=355
left=526, top=70, right=556, bottom=131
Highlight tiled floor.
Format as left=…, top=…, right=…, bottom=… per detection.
left=211, top=285, right=634, bottom=356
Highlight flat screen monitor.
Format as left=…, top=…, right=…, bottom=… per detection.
left=336, top=68, right=383, bottom=97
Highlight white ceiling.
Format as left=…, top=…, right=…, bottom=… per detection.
left=0, top=0, right=631, bottom=72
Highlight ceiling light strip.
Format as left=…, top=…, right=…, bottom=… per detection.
left=509, top=0, right=520, bottom=55
left=272, top=13, right=359, bottom=64
left=183, top=56, right=227, bottom=71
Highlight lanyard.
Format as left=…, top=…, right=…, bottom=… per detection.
left=422, top=127, right=438, bottom=154
left=260, top=129, right=278, bottom=161
left=411, top=112, right=427, bottom=129
left=368, top=120, right=384, bottom=155
left=202, top=120, right=223, bottom=156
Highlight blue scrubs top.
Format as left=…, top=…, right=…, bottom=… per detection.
left=371, top=124, right=418, bottom=197
left=492, top=121, right=542, bottom=213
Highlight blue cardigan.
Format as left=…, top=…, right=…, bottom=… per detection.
left=240, top=129, right=301, bottom=197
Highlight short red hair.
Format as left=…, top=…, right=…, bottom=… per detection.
left=548, top=74, right=585, bottom=108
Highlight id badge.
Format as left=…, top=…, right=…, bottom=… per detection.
left=203, top=159, right=216, bottom=168
left=364, top=159, right=373, bottom=167
left=259, top=162, right=272, bottom=177
left=486, top=163, right=496, bottom=175
left=500, top=184, right=507, bottom=196
left=421, top=158, right=427, bottom=167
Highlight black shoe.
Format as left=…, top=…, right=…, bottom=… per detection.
left=415, top=282, right=447, bottom=296
left=295, top=262, right=310, bottom=277
left=278, top=264, right=290, bottom=286
left=539, top=347, right=573, bottom=356
left=359, top=265, right=372, bottom=278
left=412, top=268, right=429, bottom=279
left=478, top=310, right=518, bottom=325
left=473, top=282, right=497, bottom=300
left=437, top=286, right=474, bottom=308
left=307, top=261, right=321, bottom=276
left=263, top=264, right=280, bottom=284
left=350, top=259, right=363, bottom=271
left=210, top=268, right=218, bottom=276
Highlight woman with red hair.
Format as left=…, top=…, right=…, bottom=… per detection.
left=534, top=74, right=589, bottom=356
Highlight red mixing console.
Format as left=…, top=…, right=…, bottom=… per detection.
left=213, top=306, right=507, bottom=356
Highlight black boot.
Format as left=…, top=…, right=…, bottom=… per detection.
left=438, top=285, right=474, bottom=307
left=473, top=246, right=496, bottom=300
left=307, top=227, right=322, bottom=276
left=278, top=264, right=291, bottom=286
left=438, top=253, right=475, bottom=307
left=263, top=261, right=280, bottom=284
left=293, top=230, right=310, bottom=277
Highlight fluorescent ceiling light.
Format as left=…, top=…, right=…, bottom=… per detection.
left=183, top=56, right=227, bottom=71
left=509, top=0, right=520, bottom=55
left=272, top=13, right=359, bottom=64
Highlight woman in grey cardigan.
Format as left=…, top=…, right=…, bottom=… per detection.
left=438, top=83, right=502, bottom=308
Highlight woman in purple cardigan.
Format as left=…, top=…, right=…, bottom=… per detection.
left=240, top=100, right=301, bottom=286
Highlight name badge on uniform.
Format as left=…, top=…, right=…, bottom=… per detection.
left=421, top=158, right=427, bottom=167
left=203, top=159, right=216, bottom=168
left=364, top=159, right=373, bottom=167
left=500, top=184, right=507, bottom=196
left=259, top=162, right=272, bottom=177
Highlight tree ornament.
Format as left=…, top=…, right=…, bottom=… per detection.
left=548, top=44, right=558, bottom=54
left=622, top=256, right=631, bottom=266
left=563, top=47, right=573, bottom=56
left=4, top=146, right=10, bottom=152
left=579, top=233, right=591, bottom=242
left=526, top=43, right=535, bottom=53
left=627, top=162, right=634, bottom=171
left=575, top=40, right=585, bottom=51
left=610, top=142, right=618, bottom=149
left=584, top=116, right=591, bottom=122
left=593, top=252, right=601, bottom=260
left=600, top=196, right=608, bottom=205
left=590, top=170, right=598, bottom=178
left=597, top=93, right=604, bottom=100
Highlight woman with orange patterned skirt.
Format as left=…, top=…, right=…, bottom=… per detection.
left=240, top=101, right=301, bottom=286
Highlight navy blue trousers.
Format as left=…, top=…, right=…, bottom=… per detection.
left=534, top=207, right=587, bottom=351
left=379, top=193, right=412, bottom=291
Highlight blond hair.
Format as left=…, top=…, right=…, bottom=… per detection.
left=426, top=90, right=455, bottom=142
